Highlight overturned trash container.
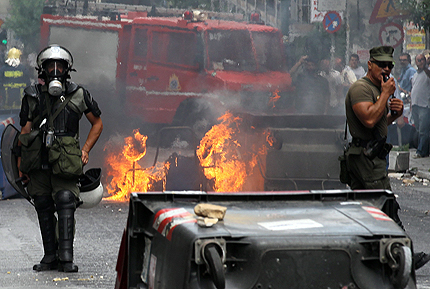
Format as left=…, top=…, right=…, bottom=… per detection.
left=115, top=190, right=416, bottom=289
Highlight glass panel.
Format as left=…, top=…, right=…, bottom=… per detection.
left=252, top=31, right=285, bottom=72
left=207, top=29, right=256, bottom=71
left=134, top=28, right=148, bottom=59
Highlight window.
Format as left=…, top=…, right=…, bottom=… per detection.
left=290, top=0, right=311, bottom=24
left=166, top=32, right=197, bottom=66
left=252, top=31, right=285, bottom=71
left=134, top=28, right=148, bottom=58
left=301, top=0, right=311, bottom=23
left=151, top=30, right=198, bottom=67
left=207, top=29, right=256, bottom=71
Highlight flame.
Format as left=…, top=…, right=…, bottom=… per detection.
left=104, top=112, right=269, bottom=199
left=268, top=89, right=280, bottom=108
left=265, top=130, right=275, bottom=147
left=104, top=129, right=164, bottom=201
left=197, top=111, right=266, bottom=192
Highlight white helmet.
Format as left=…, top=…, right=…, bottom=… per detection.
left=36, top=44, right=73, bottom=70
left=79, top=168, right=103, bottom=209
left=37, top=45, right=74, bottom=96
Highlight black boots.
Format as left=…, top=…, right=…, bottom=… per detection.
left=33, top=191, right=79, bottom=273
left=33, top=196, right=58, bottom=271
left=414, top=252, right=430, bottom=270
left=55, top=190, right=78, bottom=272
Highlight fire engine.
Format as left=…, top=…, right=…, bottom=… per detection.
left=40, top=4, right=292, bottom=135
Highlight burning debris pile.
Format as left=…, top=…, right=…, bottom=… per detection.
left=197, top=111, right=267, bottom=192
left=104, top=112, right=270, bottom=201
left=104, top=130, right=165, bottom=201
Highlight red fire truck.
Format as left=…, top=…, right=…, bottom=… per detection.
left=40, top=7, right=292, bottom=133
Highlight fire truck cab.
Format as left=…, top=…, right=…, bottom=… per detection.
left=40, top=9, right=292, bottom=131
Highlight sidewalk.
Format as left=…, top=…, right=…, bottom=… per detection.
left=390, top=148, right=430, bottom=180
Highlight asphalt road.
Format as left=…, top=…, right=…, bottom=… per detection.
left=1, top=176, right=430, bottom=288
left=392, top=176, right=430, bottom=289
left=0, top=198, right=129, bottom=289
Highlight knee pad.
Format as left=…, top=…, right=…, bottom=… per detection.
left=55, top=190, right=77, bottom=211
left=33, top=195, right=55, bottom=212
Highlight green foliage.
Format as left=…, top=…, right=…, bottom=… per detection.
left=3, top=0, right=45, bottom=53
left=392, top=144, right=410, bottom=151
left=400, top=0, right=430, bottom=31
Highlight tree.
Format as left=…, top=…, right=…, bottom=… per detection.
left=3, top=0, right=46, bottom=53
left=401, top=0, right=430, bottom=31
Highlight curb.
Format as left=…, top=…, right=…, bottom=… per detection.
left=417, top=170, right=430, bottom=181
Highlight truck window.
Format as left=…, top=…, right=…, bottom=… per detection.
left=151, top=31, right=198, bottom=68
left=251, top=31, right=285, bottom=72
left=207, top=29, right=256, bottom=72
left=134, top=28, right=148, bottom=59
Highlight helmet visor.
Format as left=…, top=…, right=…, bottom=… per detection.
left=44, top=60, right=66, bottom=77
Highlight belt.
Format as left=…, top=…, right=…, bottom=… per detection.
left=55, top=132, right=76, bottom=137
left=351, top=137, right=370, bottom=148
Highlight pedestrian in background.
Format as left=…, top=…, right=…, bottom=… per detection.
left=397, top=53, right=416, bottom=97
left=410, top=54, right=430, bottom=159
left=319, top=58, right=344, bottom=114
left=342, top=53, right=366, bottom=85
left=292, top=56, right=330, bottom=114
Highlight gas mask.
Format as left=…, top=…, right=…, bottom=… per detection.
left=44, top=60, right=66, bottom=96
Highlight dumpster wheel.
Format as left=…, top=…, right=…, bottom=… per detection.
left=203, top=243, right=225, bottom=289
left=387, top=242, right=412, bottom=289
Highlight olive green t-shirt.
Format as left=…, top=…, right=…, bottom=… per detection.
left=345, top=77, right=388, bottom=141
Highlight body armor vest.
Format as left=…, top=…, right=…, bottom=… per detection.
left=25, top=83, right=82, bottom=137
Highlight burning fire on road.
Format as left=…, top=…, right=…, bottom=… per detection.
left=104, top=130, right=165, bottom=201
left=104, top=112, right=272, bottom=201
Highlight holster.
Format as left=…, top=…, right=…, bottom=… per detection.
left=338, top=151, right=351, bottom=185
left=377, top=142, right=393, bottom=160
left=363, top=136, right=389, bottom=160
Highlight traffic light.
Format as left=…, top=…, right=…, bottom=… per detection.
left=0, top=30, right=6, bottom=46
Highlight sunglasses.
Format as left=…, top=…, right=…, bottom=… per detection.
left=371, top=60, right=394, bottom=69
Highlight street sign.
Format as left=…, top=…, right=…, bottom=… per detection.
left=323, top=11, right=342, bottom=34
left=369, top=0, right=408, bottom=24
left=378, top=22, right=404, bottom=48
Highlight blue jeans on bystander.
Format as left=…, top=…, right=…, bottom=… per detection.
left=412, top=105, right=430, bottom=157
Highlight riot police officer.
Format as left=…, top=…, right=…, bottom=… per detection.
left=17, top=45, right=103, bottom=272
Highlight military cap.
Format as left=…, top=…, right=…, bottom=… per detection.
left=369, top=46, right=394, bottom=62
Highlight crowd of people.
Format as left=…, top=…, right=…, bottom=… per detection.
left=288, top=53, right=368, bottom=115
left=288, top=49, right=428, bottom=152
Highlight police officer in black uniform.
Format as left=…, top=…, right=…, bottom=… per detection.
left=17, top=45, right=103, bottom=272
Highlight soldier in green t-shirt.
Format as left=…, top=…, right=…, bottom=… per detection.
left=345, top=46, right=402, bottom=190
left=345, top=46, right=430, bottom=270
